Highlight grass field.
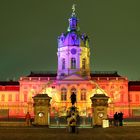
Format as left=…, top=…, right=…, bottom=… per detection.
left=0, top=126, right=140, bottom=140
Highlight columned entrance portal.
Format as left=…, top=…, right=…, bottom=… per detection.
left=32, top=94, right=108, bottom=128
left=49, top=106, right=93, bottom=128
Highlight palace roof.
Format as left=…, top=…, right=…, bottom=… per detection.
left=0, top=81, right=19, bottom=86
left=90, top=71, right=121, bottom=77
left=28, top=71, right=121, bottom=78
left=129, top=81, right=140, bottom=91
left=0, top=81, right=19, bottom=91
left=27, top=71, right=57, bottom=77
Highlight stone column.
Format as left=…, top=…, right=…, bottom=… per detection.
left=90, top=94, right=109, bottom=127
left=33, top=94, right=51, bottom=126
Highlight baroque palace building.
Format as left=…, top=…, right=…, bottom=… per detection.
left=0, top=7, right=140, bottom=119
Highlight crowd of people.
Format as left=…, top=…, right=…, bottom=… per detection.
left=113, top=112, right=123, bottom=126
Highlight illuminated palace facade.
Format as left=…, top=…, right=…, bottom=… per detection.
left=0, top=9, right=140, bottom=119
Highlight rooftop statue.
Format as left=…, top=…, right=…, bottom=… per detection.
left=70, top=92, right=76, bottom=105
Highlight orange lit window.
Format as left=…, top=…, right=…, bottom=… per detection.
left=82, top=58, right=86, bottom=69
left=121, top=94, right=124, bottom=102
left=136, top=94, right=139, bottom=102
left=24, top=94, right=27, bottom=102
left=61, top=88, right=67, bottom=101
left=111, top=86, right=114, bottom=89
left=81, top=88, right=86, bottom=101
left=8, top=94, right=12, bottom=101
left=1, top=94, right=5, bottom=101
left=16, top=94, right=19, bottom=101
left=129, top=94, right=132, bottom=102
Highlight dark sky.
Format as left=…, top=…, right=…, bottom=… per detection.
left=0, top=0, right=140, bottom=81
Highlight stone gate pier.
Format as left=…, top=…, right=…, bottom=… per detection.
left=90, top=93, right=109, bottom=127
left=33, top=94, right=51, bottom=126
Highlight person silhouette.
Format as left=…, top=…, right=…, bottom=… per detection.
left=113, top=112, right=118, bottom=126
left=25, top=112, right=31, bottom=126
left=118, top=112, right=123, bottom=126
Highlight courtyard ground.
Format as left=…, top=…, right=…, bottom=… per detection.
left=0, top=126, right=140, bottom=140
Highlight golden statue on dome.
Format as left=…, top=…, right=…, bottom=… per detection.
left=72, top=4, right=76, bottom=16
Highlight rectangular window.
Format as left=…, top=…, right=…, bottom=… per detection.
left=71, top=58, right=76, bottom=69
left=24, top=94, right=27, bottom=102
left=129, top=94, right=132, bottom=102
left=81, top=89, right=86, bottom=101
left=136, top=94, right=139, bottom=102
left=1, top=94, right=5, bottom=101
left=81, top=93, right=86, bottom=100
left=121, top=94, right=124, bottom=102
left=16, top=94, right=19, bottom=101
left=62, top=58, right=65, bottom=70
left=8, top=94, right=12, bottom=101
left=61, top=88, right=67, bottom=101
left=82, top=58, right=86, bottom=69
left=61, top=93, right=67, bottom=101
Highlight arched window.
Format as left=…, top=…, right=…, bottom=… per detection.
left=62, top=58, right=65, bottom=70
left=81, top=88, right=86, bottom=101
left=61, top=88, right=67, bottom=101
left=71, top=58, right=76, bottom=69
left=82, top=58, right=86, bottom=69
left=71, top=88, right=76, bottom=94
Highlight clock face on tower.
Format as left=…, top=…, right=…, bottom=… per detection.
left=98, top=112, right=104, bottom=118
left=38, top=112, right=44, bottom=117
left=71, top=48, right=77, bottom=55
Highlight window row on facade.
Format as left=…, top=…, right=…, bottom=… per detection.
left=1, top=92, right=139, bottom=103
left=0, top=94, right=19, bottom=102
left=129, top=94, right=140, bottom=102
left=62, top=58, right=86, bottom=70
left=61, top=88, right=86, bottom=101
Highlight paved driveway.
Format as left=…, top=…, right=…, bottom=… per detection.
left=0, top=126, right=139, bottom=140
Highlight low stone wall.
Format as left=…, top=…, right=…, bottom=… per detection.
left=123, top=122, right=140, bottom=126
left=0, top=122, right=26, bottom=126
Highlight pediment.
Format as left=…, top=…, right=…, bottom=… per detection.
left=63, top=74, right=84, bottom=80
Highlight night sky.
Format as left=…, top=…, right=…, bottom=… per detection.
left=0, top=0, right=140, bottom=81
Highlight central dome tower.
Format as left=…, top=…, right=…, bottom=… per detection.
left=57, top=5, right=90, bottom=79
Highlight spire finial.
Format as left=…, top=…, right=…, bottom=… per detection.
left=72, top=4, right=76, bottom=16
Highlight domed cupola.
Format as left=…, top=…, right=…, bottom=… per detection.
left=57, top=4, right=91, bottom=79
left=58, top=32, right=89, bottom=48
left=67, top=13, right=79, bottom=32
left=58, top=4, right=89, bottom=48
